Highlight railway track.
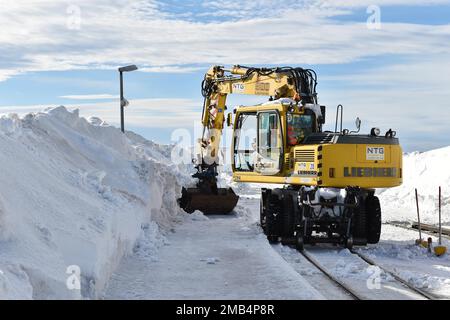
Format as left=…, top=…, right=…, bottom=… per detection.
left=278, top=242, right=436, bottom=300
left=274, top=220, right=449, bottom=300
left=299, top=249, right=362, bottom=300
left=385, top=222, right=450, bottom=240
left=301, top=246, right=435, bottom=300
left=350, top=249, right=436, bottom=300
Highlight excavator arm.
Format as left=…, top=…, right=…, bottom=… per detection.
left=179, top=65, right=318, bottom=214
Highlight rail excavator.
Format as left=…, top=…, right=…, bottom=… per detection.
left=178, top=65, right=402, bottom=249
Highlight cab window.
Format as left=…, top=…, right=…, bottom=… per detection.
left=233, top=113, right=257, bottom=172
left=287, top=113, right=314, bottom=145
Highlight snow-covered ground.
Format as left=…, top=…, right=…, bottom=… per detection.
left=104, top=198, right=323, bottom=300
left=103, top=197, right=450, bottom=300
left=0, top=107, right=191, bottom=299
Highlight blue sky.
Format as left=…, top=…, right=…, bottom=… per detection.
left=1, top=1, right=450, bottom=152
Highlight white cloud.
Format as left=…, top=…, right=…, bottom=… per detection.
left=316, top=55, right=450, bottom=151
left=0, top=0, right=449, bottom=80
left=139, top=66, right=203, bottom=73
left=60, top=94, right=119, bottom=100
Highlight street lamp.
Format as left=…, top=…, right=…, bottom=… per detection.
left=118, top=65, right=138, bottom=133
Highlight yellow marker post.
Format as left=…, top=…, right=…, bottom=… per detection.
left=415, top=189, right=428, bottom=247
left=434, top=186, right=447, bottom=256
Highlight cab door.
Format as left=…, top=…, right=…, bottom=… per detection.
left=256, top=111, right=283, bottom=175
left=233, top=112, right=257, bottom=172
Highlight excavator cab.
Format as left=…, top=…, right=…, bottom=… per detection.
left=232, top=101, right=322, bottom=180
left=233, top=109, right=284, bottom=176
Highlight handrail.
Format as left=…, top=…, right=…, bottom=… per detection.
left=335, top=104, right=343, bottom=133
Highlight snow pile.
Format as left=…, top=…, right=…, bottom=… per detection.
left=0, top=106, right=190, bottom=299
left=378, top=146, right=450, bottom=224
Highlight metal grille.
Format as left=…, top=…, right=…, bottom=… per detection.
left=295, top=149, right=315, bottom=162
left=285, top=155, right=291, bottom=169
left=303, top=133, right=334, bottom=144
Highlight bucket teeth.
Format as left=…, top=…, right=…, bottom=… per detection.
left=178, top=187, right=239, bottom=215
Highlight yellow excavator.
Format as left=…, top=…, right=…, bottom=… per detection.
left=178, top=65, right=402, bottom=249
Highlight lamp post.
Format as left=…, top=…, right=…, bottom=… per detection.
left=118, top=65, right=138, bottom=133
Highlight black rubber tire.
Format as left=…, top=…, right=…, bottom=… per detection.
left=352, top=197, right=368, bottom=240
left=366, top=196, right=382, bottom=244
left=296, top=233, right=304, bottom=251
left=280, top=194, right=296, bottom=238
left=267, top=235, right=279, bottom=244
left=260, top=196, right=267, bottom=234
left=265, top=192, right=281, bottom=241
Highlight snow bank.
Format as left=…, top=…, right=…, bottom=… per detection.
left=378, top=147, right=450, bottom=224
left=0, top=106, right=190, bottom=299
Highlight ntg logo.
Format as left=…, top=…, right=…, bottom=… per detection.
left=367, top=147, right=384, bottom=155
left=232, top=83, right=245, bottom=92
left=366, top=146, right=385, bottom=160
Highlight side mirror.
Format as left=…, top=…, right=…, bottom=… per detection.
left=355, top=117, right=361, bottom=131
left=319, top=105, right=326, bottom=124
left=227, top=113, right=232, bottom=127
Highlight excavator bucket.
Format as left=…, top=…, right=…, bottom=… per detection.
left=178, top=187, right=239, bottom=215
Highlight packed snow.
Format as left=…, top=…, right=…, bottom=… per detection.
left=0, top=106, right=191, bottom=299
left=104, top=197, right=324, bottom=300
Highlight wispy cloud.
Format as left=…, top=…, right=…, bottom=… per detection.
left=0, top=0, right=449, bottom=80
left=139, top=66, right=203, bottom=73
left=60, top=94, right=119, bottom=100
